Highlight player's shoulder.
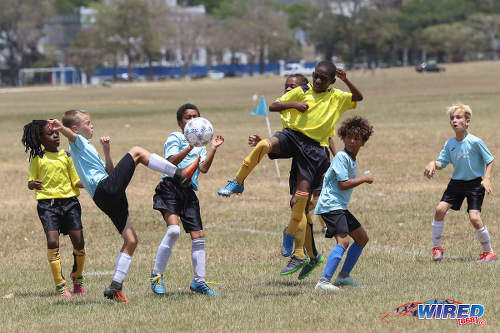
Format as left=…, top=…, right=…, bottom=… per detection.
left=167, top=131, right=184, bottom=141
left=466, top=133, right=484, bottom=143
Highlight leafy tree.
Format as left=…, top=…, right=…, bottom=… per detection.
left=93, top=0, right=154, bottom=80
left=0, top=0, right=54, bottom=85
left=67, top=27, right=106, bottom=82
left=468, top=13, right=500, bottom=60
left=421, top=22, right=477, bottom=61
left=53, top=0, right=100, bottom=14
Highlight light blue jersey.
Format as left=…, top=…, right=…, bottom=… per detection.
left=315, top=150, right=357, bottom=214
left=164, top=132, right=207, bottom=190
left=437, top=133, right=494, bottom=181
left=69, top=134, right=108, bottom=197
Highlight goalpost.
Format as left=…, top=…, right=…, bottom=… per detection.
left=18, top=67, right=82, bottom=86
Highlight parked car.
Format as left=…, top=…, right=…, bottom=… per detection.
left=281, top=63, right=314, bottom=76
left=415, top=61, right=445, bottom=73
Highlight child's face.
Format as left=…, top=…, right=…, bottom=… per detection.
left=40, top=124, right=60, bottom=152
left=312, top=66, right=335, bottom=93
left=74, top=113, right=94, bottom=139
left=284, top=77, right=302, bottom=93
left=179, top=109, right=200, bottom=131
left=342, top=133, right=365, bottom=155
left=449, top=110, right=470, bottom=133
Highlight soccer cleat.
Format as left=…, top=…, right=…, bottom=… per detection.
left=70, top=273, right=85, bottom=294
left=298, top=253, right=325, bottom=280
left=150, top=273, right=166, bottom=295
left=476, top=250, right=497, bottom=263
left=189, top=280, right=219, bottom=296
left=334, top=275, right=363, bottom=287
left=281, top=227, right=295, bottom=257
left=174, top=155, right=200, bottom=187
left=280, top=256, right=310, bottom=276
left=217, top=179, right=244, bottom=197
left=315, top=278, right=340, bottom=291
left=104, top=284, right=131, bottom=304
left=432, top=246, right=444, bottom=261
left=56, top=283, right=72, bottom=298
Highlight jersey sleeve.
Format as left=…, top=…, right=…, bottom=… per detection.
left=199, top=146, right=208, bottom=163
left=332, top=153, right=349, bottom=182
left=475, top=139, right=494, bottom=165
left=276, top=86, right=303, bottom=103
left=436, top=142, right=450, bottom=168
left=164, top=133, right=182, bottom=160
left=335, top=90, right=356, bottom=114
left=66, top=153, right=81, bottom=188
left=28, top=157, right=39, bottom=182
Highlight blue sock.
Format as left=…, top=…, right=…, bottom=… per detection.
left=339, top=242, right=364, bottom=277
left=321, top=244, right=346, bottom=281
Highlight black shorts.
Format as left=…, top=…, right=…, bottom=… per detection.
left=153, top=177, right=202, bottom=233
left=441, top=177, right=485, bottom=212
left=37, top=197, right=82, bottom=235
left=268, top=129, right=330, bottom=193
left=320, top=210, right=361, bottom=238
left=93, top=153, right=136, bottom=233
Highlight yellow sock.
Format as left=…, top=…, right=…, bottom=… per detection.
left=72, top=248, right=85, bottom=277
left=235, top=140, right=271, bottom=185
left=309, top=197, right=327, bottom=229
left=287, top=191, right=309, bottom=235
left=47, top=248, right=65, bottom=286
left=292, top=214, right=307, bottom=259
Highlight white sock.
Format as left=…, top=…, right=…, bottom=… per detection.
left=112, top=252, right=132, bottom=284
left=476, top=226, right=493, bottom=253
left=432, top=220, right=444, bottom=247
left=148, top=153, right=177, bottom=177
left=191, top=238, right=206, bottom=283
left=153, top=225, right=180, bottom=275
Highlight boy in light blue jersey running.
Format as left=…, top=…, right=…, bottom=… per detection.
left=314, top=116, right=374, bottom=291
left=424, top=103, right=495, bottom=263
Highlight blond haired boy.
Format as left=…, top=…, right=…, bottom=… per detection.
left=424, top=103, right=495, bottom=262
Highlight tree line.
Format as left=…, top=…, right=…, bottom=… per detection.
left=1, top=0, right=499, bottom=85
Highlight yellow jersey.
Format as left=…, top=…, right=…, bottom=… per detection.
left=277, top=83, right=356, bottom=146
left=28, top=150, right=80, bottom=200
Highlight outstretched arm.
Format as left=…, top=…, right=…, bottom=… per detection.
left=199, top=135, right=224, bottom=173
left=269, top=101, right=308, bottom=113
left=336, top=68, right=363, bottom=102
left=100, top=136, right=114, bottom=173
left=338, top=173, right=373, bottom=190
left=47, top=119, right=77, bottom=142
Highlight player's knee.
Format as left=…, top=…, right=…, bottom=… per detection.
left=168, top=225, right=181, bottom=239
left=358, top=234, right=369, bottom=246
left=468, top=211, right=482, bottom=228
left=47, top=239, right=59, bottom=249
left=435, top=204, right=448, bottom=219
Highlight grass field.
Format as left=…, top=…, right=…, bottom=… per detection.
left=1, top=61, right=499, bottom=332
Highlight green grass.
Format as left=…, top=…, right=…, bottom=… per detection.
left=1, top=62, right=499, bottom=332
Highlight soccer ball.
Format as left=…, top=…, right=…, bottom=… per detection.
left=183, top=117, right=214, bottom=147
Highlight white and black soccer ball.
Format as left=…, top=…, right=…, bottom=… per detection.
left=183, top=117, right=214, bottom=147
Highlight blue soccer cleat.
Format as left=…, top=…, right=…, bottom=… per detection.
left=150, top=273, right=166, bottom=295
left=190, top=280, right=219, bottom=296
left=217, top=179, right=244, bottom=197
left=281, top=227, right=295, bottom=257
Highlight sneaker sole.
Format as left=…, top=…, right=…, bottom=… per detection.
left=298, top=255, right=324, bottom=280
left=280, top=258, right=310, bottom=276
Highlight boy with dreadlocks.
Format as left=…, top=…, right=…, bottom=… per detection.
left=22, top=120, right=86, bottom=298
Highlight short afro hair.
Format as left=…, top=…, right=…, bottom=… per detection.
left=338, top=116, right=373, bottom=142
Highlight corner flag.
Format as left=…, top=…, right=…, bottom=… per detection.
left=250, top=95, right=280, bottom=183
left=250, top=96, right=268, bottom=117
